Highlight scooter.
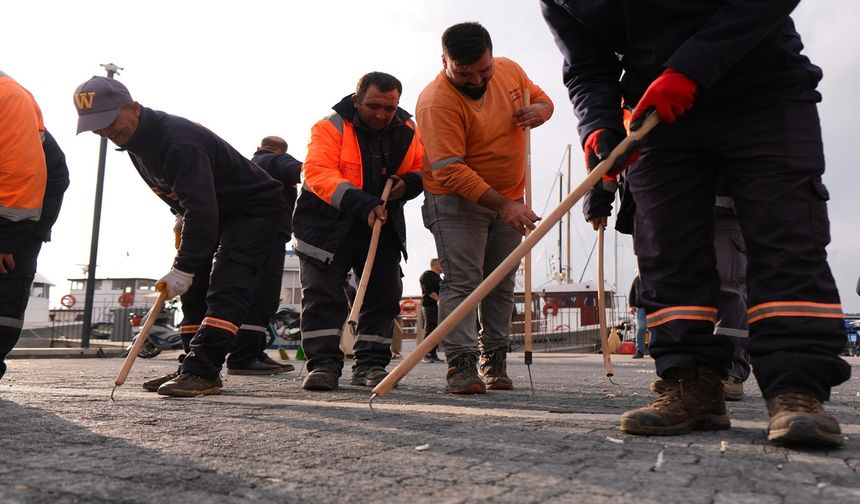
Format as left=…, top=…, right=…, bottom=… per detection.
left=124, top=302, right=183, bottom=359
left=267, top=307, right=301, bottom=348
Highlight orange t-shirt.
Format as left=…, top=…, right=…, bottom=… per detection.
left=417, top=57, right=552, bottom=201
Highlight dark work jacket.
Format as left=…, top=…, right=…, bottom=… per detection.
left=251, top=149, right=302, bottom=237
left=32, top=130, right=70, bottom=242
left=292, top=96, right=424, bottom=266
left=541, top=0, right=823, bottom=144
left=121, top=107, right=285, bottom=273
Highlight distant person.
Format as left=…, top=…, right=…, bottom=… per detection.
left=417, top=22, right=553, bottom=394
left=293, top=71, right=424, bottom=391
left=343, top=272, right=357, bottom=308
left=0, top=71, right=69, bottom=380
left=74, top=76, right=288, bottom=397
left=217, top=135, right=304, bottom=375
left=419, top=258, right=444, bottom=363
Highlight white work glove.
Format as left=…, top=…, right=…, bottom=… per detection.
left=173, top=214, right=184, bottom=250
left=156, top=268, right=194, bottom=298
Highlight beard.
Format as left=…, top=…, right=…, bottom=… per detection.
left=458, top=81, right=488, bottom=100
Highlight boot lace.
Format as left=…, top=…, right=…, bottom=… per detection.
left=773, top=393, right=821, bottom=413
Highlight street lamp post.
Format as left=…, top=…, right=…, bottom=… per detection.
left=80, top=63, right=123, bottom=348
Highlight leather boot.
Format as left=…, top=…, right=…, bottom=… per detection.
left=622, top=366, right=730, bottom=436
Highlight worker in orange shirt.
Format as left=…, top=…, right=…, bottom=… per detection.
left=0, top=71, right=69, bottom=380
left=416, top=22, right=553, bottom=394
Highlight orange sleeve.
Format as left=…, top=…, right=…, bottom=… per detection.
left=302, top=117, right=351, bottom=206
left=417, top=104, right=491, bottom=202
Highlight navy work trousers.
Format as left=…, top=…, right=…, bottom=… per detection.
left=180, top=212, right=283, bottom=380
left=628, top=103, right=850, bottom=401
left=0, top=233, right=42, bottom=379
left=299, top=221, right=402, bottom=373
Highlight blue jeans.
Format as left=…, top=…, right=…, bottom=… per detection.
left=635, top=307, right=647, bottom=354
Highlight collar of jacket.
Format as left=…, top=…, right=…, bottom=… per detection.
left=330, top=94, right=412, bottom=132
left=118, top=106, right=158, bottom=152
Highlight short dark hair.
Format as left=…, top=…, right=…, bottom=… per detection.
left=442, top=22, right=493, bottom=65
left=355, top=72, right=402, bottom=102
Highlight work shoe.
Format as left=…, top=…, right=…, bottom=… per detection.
left=259, top=353, right=295, bottom=373
left=766, top=393, right=843, bottom=447
left=302, top=362, right=340, bottom=391
left=446, top=354, right=486, bottom=394
left=142, top=370, right=179, bottom=392
left=722, top=371, right=744, bottom=401
left=479, top=349, right=513, bottom=390
left=351, top=365, right=389, bottom=387
left=621, top=366, right=730, bottom=436
left=652, top=371, right=744, bottom=401
left=157, top=373, right=222, bottom=397
left=226, top=360, right=285, bottom=376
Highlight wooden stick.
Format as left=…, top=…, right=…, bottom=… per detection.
left=111, top=290, right=167, bottom=398
left=523, top=90, right=534, bottom=383
left=371, top=112, right=660, bottom=398
left=347, top=178, right=394, bottom=331
left=597, top=225, right=613, bottom=376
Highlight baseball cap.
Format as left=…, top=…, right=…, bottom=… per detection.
left=73, top=76, right=133, bottom=134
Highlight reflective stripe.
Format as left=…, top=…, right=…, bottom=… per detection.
left=0, top=205, right=41, bottom=222
left=356, top=334, right=388, bottom=344
left=715, top=195, right=734, bottom=208
left=0, top=316, right=23, bottom=329
left=714, top=327, right=748, bottom=338
left=39, top=130, right=46, bottom=143
left=647, top=306, right=718, bottom=327
left=239, top=324, right=267, bottom=333
left=201, top=316, right=238, bottom=334
left=326, top=114, right=344, bottom=135
left=294, top=238, right=334, bottom=264
left=302, top=328, right=341, bottom=340
left=179, top=324, right=199, bottom=334
left=331, top=181, right=359, bottom=210
left=748, top=301, right=843, bottom=324
left=430, top=156, right=464, bottom=170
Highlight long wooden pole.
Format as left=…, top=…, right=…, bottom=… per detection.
left=597, top=225, right=613, bottom=376
left=347, top=178, right=394, bottom=332
left=111, top=290, right=167, bottom=399
left=523, top=90, right=535, bottom=391
left=371, top=112, right=659, bottom=399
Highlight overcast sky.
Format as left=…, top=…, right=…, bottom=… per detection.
left=3, top=1, right=859, bottom=314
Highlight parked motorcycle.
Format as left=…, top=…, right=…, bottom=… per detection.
left=267, top=307, right=301, bottom=348
left=124, top=302, right=182, bottom=359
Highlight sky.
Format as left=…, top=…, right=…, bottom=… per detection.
left=3, top=0, right=859, bottom=314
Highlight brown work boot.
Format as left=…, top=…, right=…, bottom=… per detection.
left=446, top=354, right=486, bottom=394
left=142, top=370, right=180, bottom=392
left=766, top=393, right=843, bottom=447
left=156, top=373, right=222, bottom=397
left=479, top=348, right=513, bottom=390
left=621, top=366, right=730, bottom=436
left=722, top=371, right=744, bottom=401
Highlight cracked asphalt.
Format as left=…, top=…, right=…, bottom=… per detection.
left=2, top=347, right=859, bottom=503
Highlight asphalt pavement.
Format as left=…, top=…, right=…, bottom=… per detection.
left=1, top=345, right=859, bottom=503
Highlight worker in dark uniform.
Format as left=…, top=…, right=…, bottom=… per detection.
left=542, top=0, right=850, bottom=447
left=293, top=72, right=424, bottom=391
left=0, top=72, right=69, bottom=380
left=73, top=76, right=287, bottom=397
left=222, top=135, right=302, bottom=375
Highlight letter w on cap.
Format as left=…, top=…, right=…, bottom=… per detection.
left=75, top=92, right=96, bottom=110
